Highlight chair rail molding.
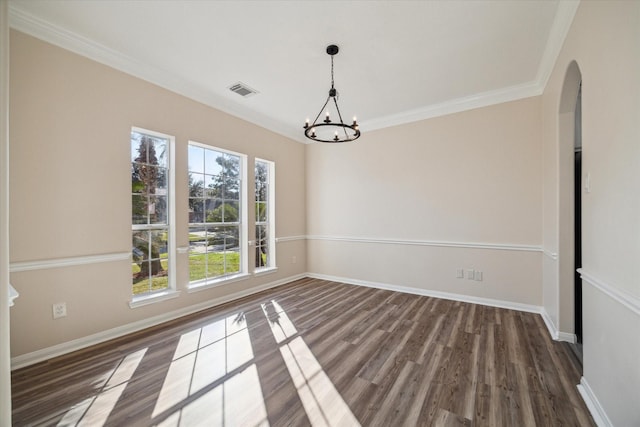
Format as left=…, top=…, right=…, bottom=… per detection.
left=578, top=269, right=640, bottom=317
left=10, top=252, right=131, bottom=273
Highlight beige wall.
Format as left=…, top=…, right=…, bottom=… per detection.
left=8, top=31, right=306, bottom=357
left=541, top=1, right=640, bottom=425
left=306, top=97, right=543, bottom=306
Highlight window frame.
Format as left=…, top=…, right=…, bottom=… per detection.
left=187, top=141, right=249, bottom=292
left=130, top=127, right=178, bottom=308
left=254, top=158, right=276, bottom=274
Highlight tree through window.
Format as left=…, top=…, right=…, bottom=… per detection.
left=188, top=143, right=245, bottom=284
left=131, top=129, right=172, bottom=295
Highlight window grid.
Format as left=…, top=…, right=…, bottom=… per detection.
left=188, top=144, right=244, bottom=284
left=255, top=159, right=274, bottom=270
left=131, top=130, right=172, bottom=296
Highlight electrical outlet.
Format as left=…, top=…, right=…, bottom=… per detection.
left=456, top=268, right=464, bottom=278
left=475, top=271, right=483, bottom=281
left=52, top=302, right=67, bottom=319
left=466, top=269, right=475, bottom=280
left=292, top=256, right=297, bottom=264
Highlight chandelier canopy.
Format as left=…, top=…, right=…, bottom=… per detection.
left=304, top=45, right=360, bottom=143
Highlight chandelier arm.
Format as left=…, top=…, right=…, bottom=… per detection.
left=311, top=95, right=332, bottom=126
left=332, top=97, right=350, bottom=139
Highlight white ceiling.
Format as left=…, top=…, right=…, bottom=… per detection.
left=8, top=0, right=578, bottom=143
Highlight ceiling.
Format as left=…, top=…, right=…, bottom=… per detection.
left=8, top=0, right=578, bottom=143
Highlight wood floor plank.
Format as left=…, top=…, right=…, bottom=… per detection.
left=12, top=278, right=595, bottom=426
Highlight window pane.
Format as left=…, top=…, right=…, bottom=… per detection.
left=189, top=253, right=207, bottom=282
left=150, top=196, right=168, bottom=224
left=224, top=181, right=240, bottom=201
left=131, top=132, right=144, bottom=162
left=132, top=195, right=148, bottom=224
left=216, top=225, right=239, bottom=250
left=223, top=201, right=239, bottom=223
left=188, top=145, right=205, bottom=173
left=155, top=170, right=167, bottom=192
left=189, top=198, right=204, bottom=223
left=132, top=231, right=150, bottom=263
left=189, top=143, right=244, bottom=283
left=189, top=173, right=204, bottom=198
left=255, top=159, right=273, bottom=270
left=205, top=198, right=223, bottom=223
left=256, top=201, right=266, bottom=222
left=153, top=138, right=167, bottom=168
left=131, top=129, right=172, bottom=297
left=132, top=229, right=168, bottom=295
left=255, top=225, right=267, bottom=268
left=205, top=150, right=223, bottom=175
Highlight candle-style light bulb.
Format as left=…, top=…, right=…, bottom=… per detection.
left=324, top=111, right=331, bottom=123
left=304, top=118, right=310, bottom=129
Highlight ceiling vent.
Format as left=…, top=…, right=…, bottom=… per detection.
left=228, top=82, right=258, bottom=98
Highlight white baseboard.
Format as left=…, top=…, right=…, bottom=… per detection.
left=577, top=377, right=613, bottom=427
left=9, top=271, right=580, bottom=370
left=306, top=272, right=543, bottom=314
left=540, top=308, right=576, bottom=343
left=11, top=273, right=306, bottom=370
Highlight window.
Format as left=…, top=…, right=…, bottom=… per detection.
left=131, top=129, right=175, bottom=297
left=255, top=159, right=275, bottom=271
left=188, top=143, right=247, bottom=287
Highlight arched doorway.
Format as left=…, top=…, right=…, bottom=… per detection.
left=558, top=61, right=583, bottom=361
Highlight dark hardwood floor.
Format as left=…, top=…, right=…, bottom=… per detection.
left=11, top=278, right=595, bottom=426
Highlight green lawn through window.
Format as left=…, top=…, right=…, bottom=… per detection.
left=132, top=251, right=240, bottom=295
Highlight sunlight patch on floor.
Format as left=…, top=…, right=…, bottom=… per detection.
left=270, top=306, right=360, bottom=427
left=152, top=312, right=259, bottom=422
left=57, top=348, right=147, bottom=426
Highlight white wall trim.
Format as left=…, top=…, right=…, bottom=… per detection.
left=306, top=272, right=543, bottom=315
left=308, top=272, right=581, bottom=346
left=9, top=252, right=130, bottom=273
left=8, top=3, right=579, bottom=144
left=540, top=308, right=576, bottom=343
left=7, top=5, right=302, bottom=144
left=577, top=376, right=613, bottom=427
left=579, top=269, right=640, bottom=317
left=275, top=235, right=306, bottom=243
left=307, top=235, right=542, bottom=253
left=10, top=273, right=306, bottom=370
left=361, top=81, right=543, bottom=132
left=543, top=249, right=559, bottom=260
left=535, top=0, right=580, bottom=90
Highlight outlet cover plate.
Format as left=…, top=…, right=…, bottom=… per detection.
left=53, top=302, right=67, bottom=319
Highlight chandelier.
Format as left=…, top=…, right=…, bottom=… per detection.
left=304, top=45, right=360, bottom=143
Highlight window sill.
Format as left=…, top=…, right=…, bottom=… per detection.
left=187, top=273, right=250, bottom=293
left=254, top=266, right=278, bottom=277
left=129, top=289, right=181, bottom=308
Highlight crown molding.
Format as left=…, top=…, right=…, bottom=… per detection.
left=9, top=2, right=579, bottom=142
left=360, top=80, right=543, bottom=132
left=535, top=1, right=581, bottom=90
left=361, top=1, right=579, bottom=132
left=8, top=5, right=303, bottom=144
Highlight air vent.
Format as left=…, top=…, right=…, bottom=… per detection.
left=228, top=82, right=258, bottom=97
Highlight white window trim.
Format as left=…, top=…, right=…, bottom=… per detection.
left=130, top=127, right=176, bottom=306
left=187, top=272, right=251, bottom=293
left=254, top=158, right=276, bottom=273
left=129, top=289, right=181, bottom=308
left=187, top=141, right=248, bottom=284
